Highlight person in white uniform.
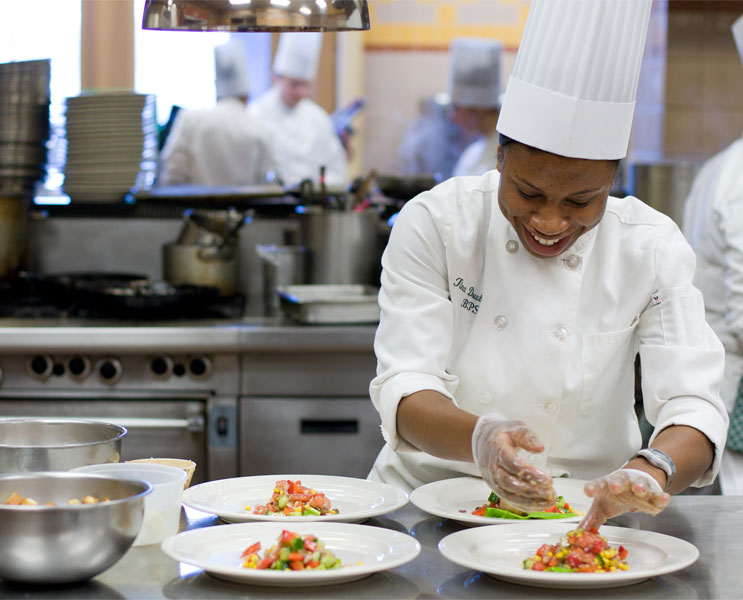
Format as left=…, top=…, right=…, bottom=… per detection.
left=449, top=38, right=503, bottom=177
left=158, top=41, right=278, bottom=186
left=247, top=33, right=348, bottom=188
left=682, top=14, right=743, bottom=496
left=369, top=0, right=728, bottom=529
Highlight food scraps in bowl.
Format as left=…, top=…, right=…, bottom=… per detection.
left=4, top=491, right=110, bottom=506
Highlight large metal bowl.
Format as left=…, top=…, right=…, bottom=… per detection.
left=0, top=419, right=127, bottom=473
left=0, top=472, right=151, bottom=583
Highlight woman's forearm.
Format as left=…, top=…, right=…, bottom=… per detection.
left=396, top=390, right=478, bottom=462
left=624, top=424, right=715, bottom=494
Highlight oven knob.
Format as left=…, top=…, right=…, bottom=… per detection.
left=96, top=357, right=123, bottom=384
left=149, top=355, right=173, bottom=379
left=187, top=355, right=212, bottom=379
left=27, top=354, right=53, bottom=380
left=67, top=355, right=91, bottom=380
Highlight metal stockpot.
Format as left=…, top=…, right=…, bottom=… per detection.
left=162, top=242, right=238, bottom=296
left=0, top=419, right=126, bottom=473
left=0, top=197, right=28, bottom=281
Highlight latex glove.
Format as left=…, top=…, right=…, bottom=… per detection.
left=579, top=468, right=671, bottom=530
left=471, top=412, right=556, bottom=513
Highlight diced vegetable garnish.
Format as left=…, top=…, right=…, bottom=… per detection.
left=523, top=527, right=629, bottom=573
left=241, top=530, right=342, bottom=571
left=252, top=480, right=338, bottom=517
left=471, top=493, right=582, bottom=520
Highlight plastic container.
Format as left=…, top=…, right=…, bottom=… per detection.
left=71, top=463, right=186, bottom=546
left=126, top=458, right=196, bottom=489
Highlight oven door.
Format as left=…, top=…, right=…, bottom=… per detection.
left=0, top=393, right=211, bottom=484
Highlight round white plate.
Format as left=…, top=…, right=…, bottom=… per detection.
left=181, top=474, right=409, bottom=523
left=161, top=521, right=421, bottom=586
left=411, top=477, right=590, bottom=526
left=438, top=521, right=699, bottom=589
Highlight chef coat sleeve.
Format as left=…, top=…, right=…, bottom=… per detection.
left=636, top=225, right=729, bottom=487
left=157, top=110, right=195, bottom=185
left=718, top=188, right=743, bottom=357
left=370, top=192, right=459, bottom=452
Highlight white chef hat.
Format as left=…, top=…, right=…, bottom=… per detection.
left=732, top=14, right=743, bottom=65
left=497, top=0, right=652, bottom=160
left=448, top=38, right=504, bottom=109
left=273, top=32, right=323, bottom=81
left=214, top=41, right=250, bottom=100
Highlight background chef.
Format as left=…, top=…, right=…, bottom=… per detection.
left=247, top=32, right=348, bottom=188
left=449, top=38, right=504, bottom=177
left=157, top=41, right=278, bottom=187
left=369, top=0, right=728, bottom=527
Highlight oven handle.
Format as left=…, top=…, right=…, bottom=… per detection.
left=1, top=415, right=206, bottom=432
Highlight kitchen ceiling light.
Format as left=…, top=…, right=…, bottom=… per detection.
left=141, top=0, right=370, bottom=32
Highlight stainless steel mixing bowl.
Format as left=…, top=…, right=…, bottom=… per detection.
left=0, top=472, right=151, bottom=583
left=0, top=419, right=126, bottom=473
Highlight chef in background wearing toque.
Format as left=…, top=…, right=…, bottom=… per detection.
left=682, top=14, right=743, bottom=496
left=158, top=41, right=278, bottom=186
left=248, top=33, right=348, bottom=188
left=449, top=38, right=504, bottom=177
left=369, top=0, right=728, bottom=529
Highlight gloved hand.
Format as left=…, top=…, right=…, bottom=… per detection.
left=579, top=468, right=671, bottom=530
left=471, top=412, right=556, bottom=513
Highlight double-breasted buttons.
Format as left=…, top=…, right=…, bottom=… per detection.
left=479, top=392, right=492, bottom=405
left=493, top=315, right=509, bottom=330
left=564, top=255, right=581, bottom=270
left=505, top=240, right=519, bottom=253
left=543, top=401, right=558, bottom=413
left=553, top=327, right=569, bottom=341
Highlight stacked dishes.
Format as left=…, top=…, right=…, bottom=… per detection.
left=63, top=92, right=158, bottom=202
left=0, top=59, right=51, bottom=197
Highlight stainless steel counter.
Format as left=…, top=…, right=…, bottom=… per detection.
left=0, top=317, right=377, bottom=353
left=0, top=497, right=736, bottom=599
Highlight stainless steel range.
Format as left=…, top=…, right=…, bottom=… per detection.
left=0, top=320, right=241, bottom=485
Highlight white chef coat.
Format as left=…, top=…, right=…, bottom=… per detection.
left=157, top=98, right=278, bottom=187
left=682, top=135, right=743, bottom=495
left=247, top=86, right=348, bottom=188
left=451, top=129, right=500, bottom=177
left=369, top=171, right=728, bottom=493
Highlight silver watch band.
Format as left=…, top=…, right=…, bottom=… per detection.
left=635, top=447, right=675, bottom=491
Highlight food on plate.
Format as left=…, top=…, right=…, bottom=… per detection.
left=523, top=527, right=629, bottom=573
left=241, top=529, right=342, bottom=571
left=4, top=491, right=108, bottom=506
left=251, top=479, right=338, bottom=516
left=472, top=491, right=581, bottom=519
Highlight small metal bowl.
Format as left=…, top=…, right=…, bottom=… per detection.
left=0, top=472, right=151, bottom=584
left=0, top=419, right=126, bottom=473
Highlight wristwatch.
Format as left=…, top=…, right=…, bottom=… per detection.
left=634, top=448, right=675, bottom=491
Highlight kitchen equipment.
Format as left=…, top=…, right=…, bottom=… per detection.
left=627, top=161, right=702, bottom=228
left=256, top=244, right=306, bottom=316
left=163, top=209, right=247, bottom=296
left=276, top=284, right=380, bottom=324
left=298, top=206, right=381, bottom=285
left=0, top=196, right=29, bottom=281
left=127, top=457, right=197, bottom=489
left=0, top=418, right=126, bottom=473
left=72, top=463, right=186, bottom=546
left=0, top=471, right=151, bottom=584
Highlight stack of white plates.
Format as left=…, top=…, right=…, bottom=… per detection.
left=0, top=59, right=50, bottom=197
left=63, top=92, right=159, bottom=202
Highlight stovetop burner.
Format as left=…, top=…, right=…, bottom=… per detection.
left=0, top=273, right=245, bottom=320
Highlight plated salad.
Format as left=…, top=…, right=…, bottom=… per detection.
left=472, top=491, right=581, bottom=520
left=241, top=529, right=342, bottom=571
left=250, top=479, right=338, bottom=517
left=523, top=527, right=629, bottom=573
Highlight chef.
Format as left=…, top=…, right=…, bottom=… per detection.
left=449, top=38, right=504, bottom=177
left=247, top=32, right=348, bottom=188
left=157, top=41, right=278, bottom=186
left=369, top=0, right=728, bottom=528
left=682, top=14, right=743, bottom=496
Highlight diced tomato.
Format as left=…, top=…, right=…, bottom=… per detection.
left=288, top=552, right=304, bottom=562
left=289, top=560, right=305, bottom=570
left=292, top=493, right=313, bottom=503
left=590, top=540, right=605, bottom=555
left=618, top=545, right=628, bottom=560
left=280, top=530, right=299, bottom=544
left=544, top=506, right=557, bottom=513
left=241, top=542, right=261, bottom=558
left=256, top=556, right=273, bottom=570
left=547, top=557, right=557, bottom=567
left=565, top=552, right=582, bottom=568
left=535, top=544, right=550, bottom=558
left=306, top=560, right=320, bottom=568
left=531, top=561, right=546, bottom=571
left=472, top=507, right=486, bottom=516
left=304, top=538, right=318, bottom=552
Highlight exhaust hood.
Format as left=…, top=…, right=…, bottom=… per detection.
left=141, top=0, right=370, bottom=32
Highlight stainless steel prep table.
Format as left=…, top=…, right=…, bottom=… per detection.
left=0, top=497, right=737, bottom=599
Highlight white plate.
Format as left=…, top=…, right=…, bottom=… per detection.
left=411, top=477, right=590, bottom=526
left=181, top=474, right=409, bottom=523
left=161, top=521, right=420, bottom=586
left=438, top=521, right=698, bottom=589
